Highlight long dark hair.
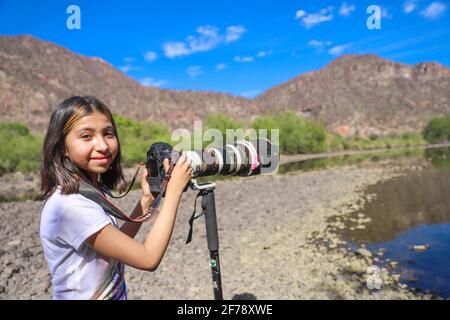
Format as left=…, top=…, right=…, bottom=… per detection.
left=37, top=96, right=127, bottom=201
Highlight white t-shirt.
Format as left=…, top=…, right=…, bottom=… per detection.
left=40, top=186, right=127, bottom=300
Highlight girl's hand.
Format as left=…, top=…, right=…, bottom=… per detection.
left=140, top=159, right=170, bottom=199
left=140, top=166, right=155, bottom=210
left=140, top=158, right=171, bottom=206
left=166, top=154, right=193, bottom=195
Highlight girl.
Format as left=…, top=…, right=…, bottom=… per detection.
left=38, top=96, right=193, bottom=300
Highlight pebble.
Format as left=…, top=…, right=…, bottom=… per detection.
left=411, top=245, right=430, bottom=252
left=388, top=261, right=399, bottom=268
left=7, top=240, right=21, bottom=246
left=356, top=248, right=373, bottom=258
left=349, top=260, right=367, bottom=273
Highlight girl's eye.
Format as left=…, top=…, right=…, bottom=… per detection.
left=106, top=131, right=115, bottom=137
left=81, top=134, right=91, bottom=139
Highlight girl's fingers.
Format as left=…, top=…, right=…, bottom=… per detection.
left=183, top=166, right=192, bottom=179
left=141, top=167, right=151, bottom=183
left=184, top=158, right=192, bottom=168
left=176, top=154, right=187, bottom=165
left=163, top=159, right=170, bottom=172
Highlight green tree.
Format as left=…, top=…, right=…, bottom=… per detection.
left=0, top=123, right=43, bottom=175
left=423, top=116, right=450, bottom=143
left=251, top=112, right=327, bottom=154
left=113, top=114, right=171, bottom=166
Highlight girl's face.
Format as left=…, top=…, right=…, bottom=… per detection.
left=65, top=111, right=118, bottom=184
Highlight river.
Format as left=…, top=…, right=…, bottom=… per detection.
left=282, top=147, right=450, bottom=298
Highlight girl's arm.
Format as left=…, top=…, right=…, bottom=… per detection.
left=119, top=158, right=169, bottom=239
left=118, top=195, right=152, bottom=239
left=85, top=155, right=192, bottom=271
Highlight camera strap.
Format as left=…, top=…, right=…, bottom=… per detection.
left=78, top=159, right=178, bottom=223
left=185, top=191, right=205, bottom=244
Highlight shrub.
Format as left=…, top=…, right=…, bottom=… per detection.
left=113, top=114, right=171, bottom=166
left=423, top=116, right=450, bottom=143
left=202, top=114, right=245, bottom=148
left=251, top=112, right=327, bottom=154
left=0, top=123, right=43, bottom=175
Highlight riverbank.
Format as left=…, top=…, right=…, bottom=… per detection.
left=0, top=157, right=434, bottom=299
left=3, top=142, right=449, bottom=203
left=279, top=142, right=450, bottom=165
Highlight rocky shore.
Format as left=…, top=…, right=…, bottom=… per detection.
left=0, top=159, right=433, bottom=299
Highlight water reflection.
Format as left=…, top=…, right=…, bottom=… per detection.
left=340, top=166, right=450, bottom=243
left=336, top=147, right=450, bottom=298
left=279, top=148, right=424, bottom=173
left=425, top=147, right=450, bottom=170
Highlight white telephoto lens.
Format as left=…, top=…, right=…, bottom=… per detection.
left=184, top=151, right=202, bottom=177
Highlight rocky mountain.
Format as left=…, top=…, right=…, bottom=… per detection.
left=1, top=35, right=450, bottom=137
left=0, top=35, right=257, bottom=134
left=256, top=54, right=450, bottom=137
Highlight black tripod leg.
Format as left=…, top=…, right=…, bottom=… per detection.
left=209, top=250, right=223, bottom=300
left=202, top=190, right=223, bottom=300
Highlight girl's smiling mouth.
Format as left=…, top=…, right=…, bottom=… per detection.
left=91, top=155, right=111, bottom=163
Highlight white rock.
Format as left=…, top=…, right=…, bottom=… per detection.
left=412, top=245, right=430, bottom=252
left=388, top=261, right=398, bottom=268
left=7, top=240, right=21, bottom=246
left=356, top=248, right=372, bottom=258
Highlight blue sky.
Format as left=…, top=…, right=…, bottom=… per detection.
left=0, top=0, right=449, bottom=98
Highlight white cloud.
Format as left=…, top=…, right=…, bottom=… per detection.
left=225, top=26, right=246, bottom=43
left=163, top=25, right=246, bottom=58
left=186, top=66, right=203, bottom=78
left=123, top=57, right=134, bottom=63
left=257, top=51, right=267, bottom=58
left=420, top=2, right=448, bottom=19
left=216, top=63, right=227, bottom=71
left=187, top=25, right=222, bottom=53
left=308, top=40, right=332, bottom=53
left=403, top=0, right=419, bottom=14
left=140, top=77, right=167, bottom=88
left=295, top=10, right=306, bottom=19
left=163, top=42, right=190, bottom=58
left=295, top=6, right=334, bottom=29
left=328, top=43, right=352, bottom=56
left=257, top=50, right=273, bottom=58
left=234, top=55, right=254, bottom=62
left=144, top=51, right=157, bottom=62
left=308, top=40, right=324, bottom=48
left=339, top=2, right=356, bottom=17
